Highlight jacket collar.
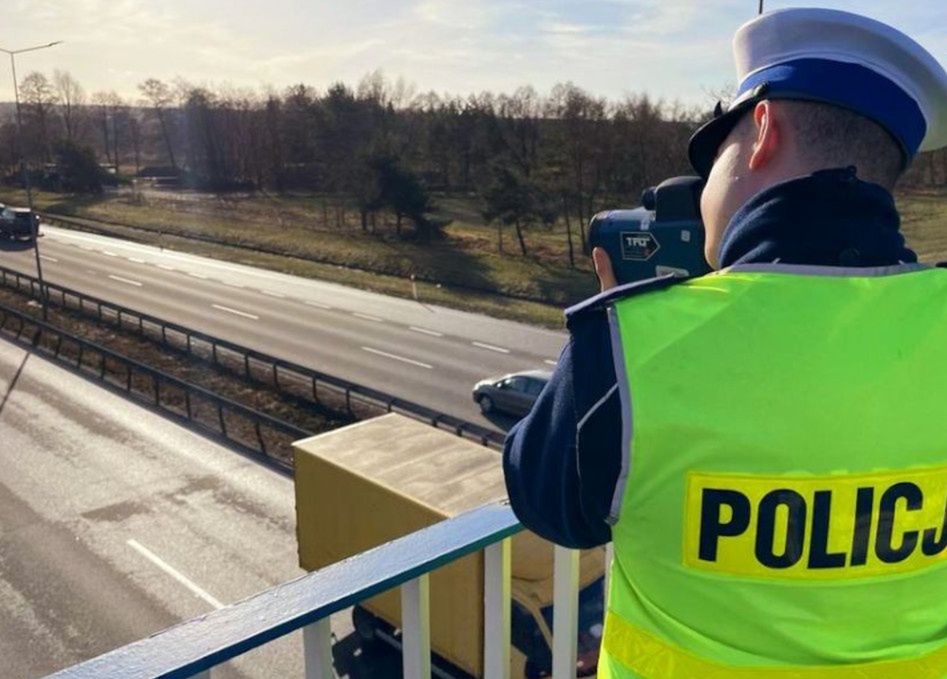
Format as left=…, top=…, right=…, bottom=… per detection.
left=717, top=167, right=917, bottom=269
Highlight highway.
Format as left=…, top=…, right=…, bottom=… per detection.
left=0, top=337, right=404, bottom=678
left=0, top=225, right=569, bottom=433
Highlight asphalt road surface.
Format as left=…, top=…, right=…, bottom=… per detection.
left=0, top=226, right=569, bottom=434
left=0, top=338, right=405, bottom=678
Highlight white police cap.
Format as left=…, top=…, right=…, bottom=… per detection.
left=689, top=7, right=947, bottom=177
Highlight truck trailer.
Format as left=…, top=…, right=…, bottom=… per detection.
left=294, top=414, right=605, bottom=678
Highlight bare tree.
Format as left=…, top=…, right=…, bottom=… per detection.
left=54, top=70, right=86, bottom=141
left=19, top=71, right=57, bottom=162
left=138, top=78, right=178, bottom=170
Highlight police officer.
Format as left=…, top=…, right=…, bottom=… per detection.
left=503, top=7, right=947, bottom=678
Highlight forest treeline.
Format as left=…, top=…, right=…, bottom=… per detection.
left=2, top=69, right=945, bottom=257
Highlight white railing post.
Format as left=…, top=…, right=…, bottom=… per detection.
left=303, top=617, right=334, bottom=679
left=402, top=574, right=432, bottom=679
left=552, top=546, right=580, bottom=679
left=484, top=538, right=512, bottom=679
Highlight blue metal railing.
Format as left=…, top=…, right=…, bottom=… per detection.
left=47, top=503, right=524, bottom=679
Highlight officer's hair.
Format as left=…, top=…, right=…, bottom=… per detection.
left=739, top=100, right=905, bottom=189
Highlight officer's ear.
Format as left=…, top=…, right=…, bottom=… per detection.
left=747, top=100, right=780, bottom=171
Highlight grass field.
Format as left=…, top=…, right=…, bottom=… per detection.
left=1, top=185, right=944, bottom=328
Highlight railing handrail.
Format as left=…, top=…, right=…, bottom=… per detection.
left=0, top=262, right=505, bottom=448
left=46, top=502, right=522, bottom=679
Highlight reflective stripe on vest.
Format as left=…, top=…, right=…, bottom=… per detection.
left=601, top=264, right=947, bottom=678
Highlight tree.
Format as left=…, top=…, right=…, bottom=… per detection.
left=481, top=164, right=552, bottom=256
left=19, top=71, right=56, bottom=163
left=53, top=139, right=105, bottom=193
left=138, top=78, right=178, bottom=170
left=54, top=70, right=86, bottom=141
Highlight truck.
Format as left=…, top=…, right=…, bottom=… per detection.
left=293, top=414, right=605, bottom=678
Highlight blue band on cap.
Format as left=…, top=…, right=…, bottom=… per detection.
left=736, top=58, right=927, bottom=159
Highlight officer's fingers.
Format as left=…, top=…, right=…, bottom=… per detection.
left=593, top=247, right=618, bottom=292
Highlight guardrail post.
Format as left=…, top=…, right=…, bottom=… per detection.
left=552, top=546, right=580, bottom=679
left=401, top=575, right=431, bottom=679
left=303, top=618, right=334, bottom=679
left=484, top=538, right=511, bottom=679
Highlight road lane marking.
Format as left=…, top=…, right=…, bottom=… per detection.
left=108, top=274, right=143, bottom=287
left=128, top=257, right=146, bottom=264
left=39, top=255, right=58, bottom=262
left=211, top=304, right=259, bottom=320
left=79, top=245, right=94, bottom=251
left=102, top=250, right=119, bottom=257
left=261, top=290, right=285, bottom=298
left=188, top=272, right=208, bottom=279
left=304, top=300, right=332, bottom=309
left=353, top=312, right=383, bottom=322
left=127, top=539, right=224, bottom=610
left=361, top=347, right=432, bottom=369
left=158, top=264, right=175, bottom=271
left=410, top=326, right=443, bottom=337
left=225, top=281, right=244, bottom=288
left=472, top=341, right=510, bottom=354
left=545, top=360, right=558, bottom=366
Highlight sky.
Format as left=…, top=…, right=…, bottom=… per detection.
left=3, top=0, right=946, bottom=108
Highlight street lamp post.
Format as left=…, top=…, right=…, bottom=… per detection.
left=1, top=41, right=63, bottom=322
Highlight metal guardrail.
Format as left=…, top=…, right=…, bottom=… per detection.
left=0, top=300, right=310, bottom=468
left=0, top=263, right=505, bottom=449
left=42, top=503, right=592, bottom=679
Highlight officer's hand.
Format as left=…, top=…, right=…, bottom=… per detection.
left=593, top=247, right=618, bottom=292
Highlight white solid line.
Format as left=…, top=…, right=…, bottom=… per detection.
left=108, top=274, right=143, bottom=287
left=127, top=539, right=224, bottom=610
left=409, top=326, right=443, bottom=337
left=102, top=250, right=118, bottom=257
left=128, top=257, right=146, bottom=264
left=188, top=272, right=208, bottom=279
left=39, top=255, right=58, bottom=262
left=472, top=341, right=510, bottom=354
left=361, top=346, right=433, bottom=369
left=304, top=300, right=332, bottom=310
left=261, top=290, right=285, bottom=298
left=211, top=303, right=259, bottom=320
left=353, top=312, right=383, bottom=322
left=157, top=264, right=175, bottom=271
left=545, top=360, right=558, bottom=366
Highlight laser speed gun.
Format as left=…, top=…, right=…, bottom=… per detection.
left=588, top=176, right=711, bottom=284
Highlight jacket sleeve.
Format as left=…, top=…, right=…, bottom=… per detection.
left=502, top=307, right=621, bottom=549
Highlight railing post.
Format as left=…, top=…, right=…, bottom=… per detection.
left=401, top=574, right=431, bottom=679
left=552, top=546, right=580, bottom=679
left=303, top=618, right=334, bottom=679
left=484, top=538, right=511, bottom=679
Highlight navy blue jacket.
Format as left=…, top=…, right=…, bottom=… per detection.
left=502, top=168, right=918, bottom=548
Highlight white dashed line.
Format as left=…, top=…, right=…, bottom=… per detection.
left=79, top=245, right=93, bottom=251
left=188, top=272, right=208, bottom=279
left=225, top=282, right=244, bottom=288
left=545, top=360, right=558, bottom=366
left=353, top=312, right=383, bottom=322
left=409, top=326, right=443, bottom=337
left=157, top=264, right=175, bottom=271
left=127, top=539, right=224, bottom=610
left=39, top=255, right=58, bottom=262
left=108, top=274, right=143, bottom=287
left=304, top=300, right=332, bottom=310
left=261, top=290, right=285, bottom=298
left=361, top=347, right=432, bottom=369
left=102, top=250, right=119, bottom=257
left=472, top=341, right=510, bottom=354
left=211, top=303, right=259, bottom=320
left=128, top=257, right=145, bottom=264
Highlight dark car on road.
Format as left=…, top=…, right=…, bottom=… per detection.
left=472, top=370, right=551, bottom=418
left=0, top=207, right=40, bottom=241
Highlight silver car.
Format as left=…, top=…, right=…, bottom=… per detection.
left=472, top=370, right=551, bottom=418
